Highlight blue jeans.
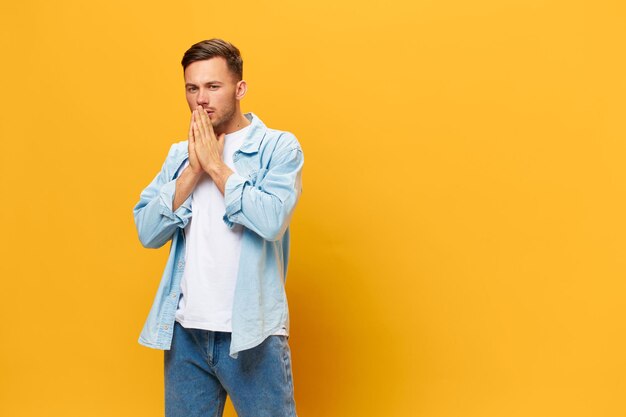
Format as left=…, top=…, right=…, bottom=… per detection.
left=164, top=321, right=298, bottom=417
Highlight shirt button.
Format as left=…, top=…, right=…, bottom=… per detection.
left=171, top=293, right=177, bottom=299
left=163, top=325, right=169, bottom=330
left=177, top=262, right=184, bottom=269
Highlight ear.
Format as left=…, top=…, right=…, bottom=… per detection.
left=235, top=80, right=248, bottom=100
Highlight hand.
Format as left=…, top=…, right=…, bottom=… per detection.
left=187, top=110, right=204, bottom=175
left=192, top=105, right=226, bottom=174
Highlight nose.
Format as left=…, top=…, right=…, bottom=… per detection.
left=196, top=88, right=209, bottom=106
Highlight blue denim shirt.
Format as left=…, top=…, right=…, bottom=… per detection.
left=133, top=112, right=304, bottom=358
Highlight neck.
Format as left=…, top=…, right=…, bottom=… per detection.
left=216, top=111, right=251, bottom=136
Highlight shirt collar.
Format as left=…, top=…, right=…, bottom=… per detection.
left=238, top=112, right=267, bottom=154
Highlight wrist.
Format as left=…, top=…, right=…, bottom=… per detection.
left=185, top=165, right=204, bottom=182
left=204, top=161, right=227, bottom=177
left=205, top=162, right=234, bottom=187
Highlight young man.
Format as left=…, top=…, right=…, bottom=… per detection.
left=133, top=39, right=303, bottom=417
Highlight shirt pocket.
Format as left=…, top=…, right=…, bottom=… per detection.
left=235, top=152, right=261, bottom=179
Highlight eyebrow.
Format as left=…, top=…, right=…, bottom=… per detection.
left=185, top=81, right=223, bottom=87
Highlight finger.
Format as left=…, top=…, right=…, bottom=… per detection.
left=192, top=110, right=205, bottom=144
left=203, top=109, right=217, bottom=139
left=188, top=112, right=195, bottom=143
left=197, top=106, right=215, bottom=141
left=195, top=107, right=209, bottom=142
left=192, top=119, right=203, bottom=145
left=217, top=133, right=225, bottom=155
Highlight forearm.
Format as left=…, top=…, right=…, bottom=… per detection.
left=134, top=176, right=194, bottom=249
left=173, top=166, right=203, bottom=211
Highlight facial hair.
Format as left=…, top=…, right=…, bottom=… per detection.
left=211, top=94, right=237, bottom=135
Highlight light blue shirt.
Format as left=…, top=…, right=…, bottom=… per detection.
left=133, top=112, right=304, bottom=358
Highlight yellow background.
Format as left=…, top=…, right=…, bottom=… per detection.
left=1, top=0, right=625, bottom=416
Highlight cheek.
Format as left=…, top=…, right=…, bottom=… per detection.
left=217, top=89, right=235, bottom=101
left=212, top=94, right=227, bottom=109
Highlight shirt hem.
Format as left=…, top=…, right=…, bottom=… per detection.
left=175, top=317, right=233, bottom=333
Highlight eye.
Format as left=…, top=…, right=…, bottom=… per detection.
left=187, top=86, right=197, bottom=92
left=209, top=85, right=219, bottom=90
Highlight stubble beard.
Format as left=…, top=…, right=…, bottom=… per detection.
left=211, top=101, right=237, bottom=135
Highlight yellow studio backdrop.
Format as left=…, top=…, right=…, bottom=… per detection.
left=0, top=0, right=624, bottom=416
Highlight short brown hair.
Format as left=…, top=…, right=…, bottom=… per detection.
left=181, top=39, right=243, bottom=81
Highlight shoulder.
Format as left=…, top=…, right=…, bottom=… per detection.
left=257, top=129, right=303, bottom=171
left=171, top=140, right=189, bottom=155
left=262, top=127, right=303, bottom=155
left=163, top=140, right=189, bottom=164
left=157, top=140, right=188, bottom=174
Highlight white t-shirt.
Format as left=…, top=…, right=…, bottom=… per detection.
left=174, top=124, right=287, bottom=336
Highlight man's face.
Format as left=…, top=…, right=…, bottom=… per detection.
left=184, top=57, right=242, bottom=132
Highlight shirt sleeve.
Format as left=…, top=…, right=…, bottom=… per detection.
left=133, top=144, right=193, bottom=248
left=222, top=144, right=304, bottom=242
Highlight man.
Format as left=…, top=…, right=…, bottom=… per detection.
left=133, top=38, right=303, bottom=417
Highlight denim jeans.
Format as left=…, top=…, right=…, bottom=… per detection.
left=164, top=321, right=298, bottom=417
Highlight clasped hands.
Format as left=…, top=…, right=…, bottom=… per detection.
left=186, top=105, right=234, bottom=193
